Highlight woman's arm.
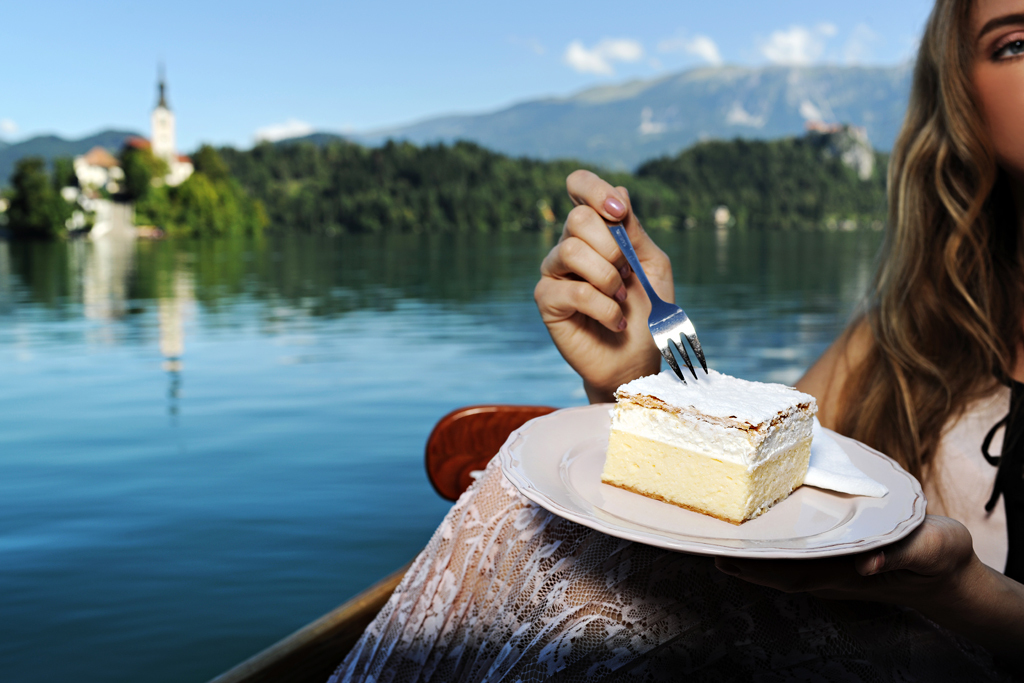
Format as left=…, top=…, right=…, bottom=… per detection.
left=534, top=170, right=674, bottom=403
left=795, top=316, right=873, bottom=430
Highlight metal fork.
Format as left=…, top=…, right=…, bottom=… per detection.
left=607, top=223, right=708, bottom=382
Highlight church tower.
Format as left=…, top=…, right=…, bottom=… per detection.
left=150, top=67, right=176, bottom=164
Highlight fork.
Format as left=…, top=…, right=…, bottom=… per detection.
left=607, top=223, right=708, bottom=382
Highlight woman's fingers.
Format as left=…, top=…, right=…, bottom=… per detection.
left=541, top=231, right=626, bottom=301
left=562, top=205, right=632, bottom=277
left=534, top=277, right=627, bottom=332
left=566, top=170, right=629, bottom=223
left=565, top=171, right=664, bottom=267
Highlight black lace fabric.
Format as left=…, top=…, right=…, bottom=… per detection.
left=330, top=458, right=1010, bottom=682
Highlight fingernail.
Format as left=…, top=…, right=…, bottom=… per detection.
left=604, top=196, right=626, bottom=218
left=716, top=561, right=741, bottom=576
left=614, top=286, right=627, bottom=302
left=619, top=264, right=631, bottom=279
left=860, top=552, right=883, bottom=576
left=617, top=318, right=627, bottom=331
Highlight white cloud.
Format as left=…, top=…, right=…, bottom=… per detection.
left=659, top=33, right=723, bottom=66
left=0, top=118, right=17, bottom=136
left=254, top=119, right=314, bottom=143
left=564, top=38, right=644, bottom=75
left=686, top=36, right=723, bottom=65
left=760, top=24, right=836, bottom=65
left=843, top=23, right=880, bottom=64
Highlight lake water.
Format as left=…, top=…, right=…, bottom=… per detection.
left=0, top=228, right=882, bottom=683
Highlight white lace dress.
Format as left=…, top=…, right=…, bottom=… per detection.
left=330, top=394, right=1014, bottom=682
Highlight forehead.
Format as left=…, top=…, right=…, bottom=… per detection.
left=973, top=0, right=1024, bottom=28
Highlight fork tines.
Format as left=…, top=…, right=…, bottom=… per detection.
left=657, top=318, right=708, bottom=384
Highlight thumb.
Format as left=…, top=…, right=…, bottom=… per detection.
left=855, top=550, right=887, bottom=576
left=851, top=532, right=917, bottom=577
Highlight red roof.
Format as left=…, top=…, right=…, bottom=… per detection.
left=82, top=146, right=119, bottom=168
left=125, top=136, right=151, bottom=150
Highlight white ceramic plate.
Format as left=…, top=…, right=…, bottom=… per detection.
left=499, top=404, right=926, bottom=559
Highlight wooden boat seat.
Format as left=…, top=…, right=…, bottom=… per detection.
left=425, top=405, right=558, bottom=501
left=208, top=404, right=557, bottom=683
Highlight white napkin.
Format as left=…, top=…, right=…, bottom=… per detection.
left=804, top=418, right=889, bottom=498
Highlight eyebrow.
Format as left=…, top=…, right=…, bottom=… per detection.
left=978, top=13, right=1024, bottom=42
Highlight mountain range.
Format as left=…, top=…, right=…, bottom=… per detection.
left=0, top=129, right=138, bottom=188
left=352, top=63, right=912, bottom=170
left=0, top=63, right=913, bottom=187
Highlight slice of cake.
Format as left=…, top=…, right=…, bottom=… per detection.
left=601, top=370, right=817, bottom=524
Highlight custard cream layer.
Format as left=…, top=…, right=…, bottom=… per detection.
left=610, top=399, right=814, bottom=469
left=602, top=430, right=812, bottom=523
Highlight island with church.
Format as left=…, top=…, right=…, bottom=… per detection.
left=1, top=72, right=266, bottom=240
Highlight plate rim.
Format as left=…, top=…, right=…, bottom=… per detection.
left=499, top=403, right=927, bottom=559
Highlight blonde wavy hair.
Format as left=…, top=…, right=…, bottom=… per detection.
left=837, top=0, right=1023, bottom=480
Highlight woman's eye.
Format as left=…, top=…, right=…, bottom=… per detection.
left=994, top=39, right=1024, bottom=59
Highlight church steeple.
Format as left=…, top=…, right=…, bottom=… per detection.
left=157, top=64, right=169, bottom=110
left=151, top=64, right=176, bottom=164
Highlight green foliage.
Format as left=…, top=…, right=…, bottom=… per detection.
left=130, top=146, right=264, bottom=237
left=219, top=139, right=629, bottom=233
left=636, top=136, right=888, bottom=229
left=6, top=157, right=70, bottom=239
left=135, top=164, right=267, bottom=238
left=121, top=147, right=168, bottom=201
left=191, top=144, right=230, bottom=182
left=219, top=135, right=887, bottom=234
left=4, top=133, right=889, bottom=240
left=51, top=157, right=76, bottom=191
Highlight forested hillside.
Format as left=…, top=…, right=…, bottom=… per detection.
left=220, top=130, right=887, bottom=233
left=637, top=134, right=888, bottom=230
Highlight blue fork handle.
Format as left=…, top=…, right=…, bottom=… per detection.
left=607, top=224, right=662, bottom=304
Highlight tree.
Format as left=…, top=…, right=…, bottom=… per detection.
left=121, top=147, right=168, bottom=201
left=6, top=157, right=64, bottom=239
left=191, top=145, right=230, bottom=182
left=52, top=157, right=76, bottom=191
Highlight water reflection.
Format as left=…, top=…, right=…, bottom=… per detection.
left=0, top=241, right=10, bottom=315
left=159, top=266, right=193, bottom=417
left=80, top=235, right=136, bottom=322
left=159, top=266, right=193, bottom=369
left=0, top=229, right=884, bottom=352
left=0, top=229, right=885, bottom=394
left=714, top=225, right=729, bottom=276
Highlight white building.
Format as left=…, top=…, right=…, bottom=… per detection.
left=73, top=146, right=124, bottom=193
left=149, top=74, right=193, bottom=187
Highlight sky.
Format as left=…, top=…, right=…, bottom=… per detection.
left=0, top=0, right=935, bottom=151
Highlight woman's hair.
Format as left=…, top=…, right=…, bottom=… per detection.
left=837, top=0, right=1022, bottom=480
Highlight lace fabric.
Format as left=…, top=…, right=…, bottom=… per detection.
left=330, top=457, right=1008, bottom=682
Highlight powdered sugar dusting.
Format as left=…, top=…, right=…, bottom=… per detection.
left=617, top=369, right=815, bottom=429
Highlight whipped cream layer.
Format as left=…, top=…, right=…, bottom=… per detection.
left=612, top=370, right=816, bottom=469
left=616, top=369, right=816, bottom=430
